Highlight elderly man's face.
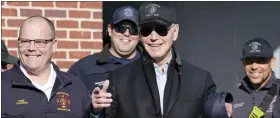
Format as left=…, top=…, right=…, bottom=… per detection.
left=140, top=23, right=179, bottom=62
left=18, top=20, right=56, bottom=72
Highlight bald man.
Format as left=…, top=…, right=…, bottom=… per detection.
left=1, top=16, right=92, bottom=118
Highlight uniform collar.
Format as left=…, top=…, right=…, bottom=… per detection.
left=10, top=61, right=71, bottom=88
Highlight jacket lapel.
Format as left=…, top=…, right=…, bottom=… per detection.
left=142, top=52, right=162, bottom=116
left=165, top=57, right=181, bottom=117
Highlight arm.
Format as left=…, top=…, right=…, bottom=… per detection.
left=203, top=72, right=232, bottom=118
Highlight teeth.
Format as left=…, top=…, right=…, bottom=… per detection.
left=149, top=44, right=161, bottom=47
left=122, top=39, right=129, bottom=42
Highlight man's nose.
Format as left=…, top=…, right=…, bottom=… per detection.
left=123, top=29, right=130, bottom=36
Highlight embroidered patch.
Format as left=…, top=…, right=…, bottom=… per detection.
left=16, top=99, right=28, bottom=105
left=56, top=92, right=71, bottom=112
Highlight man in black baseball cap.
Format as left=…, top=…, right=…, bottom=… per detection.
left=69, top=6, right=142, bottom=117
left=229, top=38, right=279, bottom=118
left=92, top=2, right=232, bottom=118
left=1, top=40, right=18, bottom=72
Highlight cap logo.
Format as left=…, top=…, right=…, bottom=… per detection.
left=249, top=42, right=261, bottom=53
left=124, top=8, right=133, bottom=17
left=149, top=5, right=157, bottom=14
left=146, top=4, right=160, bottom=17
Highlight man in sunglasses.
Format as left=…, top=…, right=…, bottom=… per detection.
left=229, top=38, right=280, bottom=118
left=68, top=6, right=141, bottom=93
left=1, top=40, right=18, bottom=72
left=92, top=2, right=232, bottom=118
left=2, top=16, right=93, bottom=118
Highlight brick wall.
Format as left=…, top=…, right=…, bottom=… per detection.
left=1, top=1, right=103, bottom=71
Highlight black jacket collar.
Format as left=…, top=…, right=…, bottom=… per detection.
left=10, top=61, right=72, bottom=89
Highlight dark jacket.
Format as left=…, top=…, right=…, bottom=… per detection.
left=68, top=45, right=141, bottom=91
left=230, top=73, right=280, bottom=118
left=1, top=62, right=91, bottom=118
left=104, top=50, right=219, bottom=118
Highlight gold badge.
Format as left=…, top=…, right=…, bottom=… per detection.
left=16, top=99, right=28, bottom=105
left=56, top=92, right=71, bottom=111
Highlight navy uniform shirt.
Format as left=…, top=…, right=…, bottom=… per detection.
left=230, top=73, right=280, bottom=118
left=68, top=45, right=141, bottom=91
left=1, top=62, right=91, bottom=118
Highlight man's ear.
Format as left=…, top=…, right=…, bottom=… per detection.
left=52, top=39, right=57, bottom=53
left=172, top=24, right=179, bottom=41
left=270, top=57, right=276, bottom=69
left=107, top=24, right=113, bottom=37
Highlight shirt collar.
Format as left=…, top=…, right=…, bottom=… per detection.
left=153, top=53, right=173, bottom=68
left=19, top=62, right=57, bottom=87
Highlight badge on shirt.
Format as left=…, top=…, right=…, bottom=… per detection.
left=56, top=92, right=71, bottom=112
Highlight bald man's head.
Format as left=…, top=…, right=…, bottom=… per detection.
left=19, top=16, right=55, bottom=38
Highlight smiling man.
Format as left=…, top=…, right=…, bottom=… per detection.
left=1, top=16, right=92, bottom=118
left=230, top=38, right=280, bottom=118
left=68, top=6, right=141, bottom=92
left=92, top=2, right=232, bottom=118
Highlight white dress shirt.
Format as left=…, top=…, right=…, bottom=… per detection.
left=20, top=63, right=56, bottom=101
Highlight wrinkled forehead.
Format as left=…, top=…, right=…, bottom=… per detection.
left=20, top=21, right=53, bottom=39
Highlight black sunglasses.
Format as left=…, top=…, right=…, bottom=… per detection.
left=114, top=24, right=138, bottom=35
left=242, top=57, right=271, bottom=65
left=140, top=24, right=170, bottom=37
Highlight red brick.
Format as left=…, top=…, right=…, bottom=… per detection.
left=7, top=19, right=24, bottom=27
left=70, top=31, right=91, bottom=39
left=32, top=2, right=53, bottom=7
left=57, top=41, right=78, bottom=49
left=57, top=20, right=78, bottom=28
left=45, top=10, right=66, bottom=18
left=56, top=2, right=77, bottom=8
left=53, top=51, right=66, bottom=59
left=20, top=9, right=42, bottom=17
left=2, top=29, right=18, bottom=37
left=7, top=40, right=18, bottom=48
left=80, top=2, right=102, bottom=9
left=55, top=30, right=67, bottom=38
left=2, top=19, right=5, bottom=27
left=8, top=50, right=18, bottom=57
left=93, top=32, right=102, bottom=39
left=81, top=21, right=102, bottom=29
left=93, top=11, right=102, bottom=19
left=69, top=10, right=90, bottom=18
left=56, top=61, right=75, bottom=69
left=7, top=2, right=29, bottom=6
left=69, top=51, right=91, bottom=59
left=2, top=8, right=17, bottom=16
left=80, top=41, right=103, bottom=49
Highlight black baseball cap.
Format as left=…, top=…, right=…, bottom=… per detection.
left=139, top=2, right=176, bottom=27
left=111, top=6, right=139, bottom=25
left=241, top=38, right=274, bottom=60
left=1, top=40, right=18, bottom=64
